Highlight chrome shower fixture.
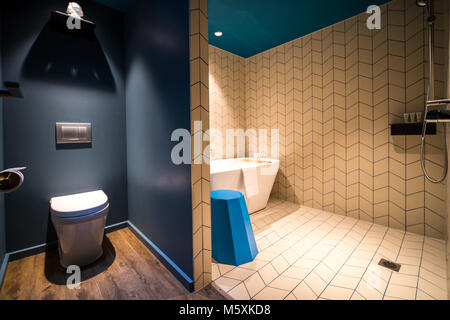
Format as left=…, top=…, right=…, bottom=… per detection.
left=416, top=0, right=428, bottom=7
left=419, top=0, right=449, bottom=183
left=416, top=0, right=436, bottom=25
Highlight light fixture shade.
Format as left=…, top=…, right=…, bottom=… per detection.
left=67, top=2, right=84, bottom=18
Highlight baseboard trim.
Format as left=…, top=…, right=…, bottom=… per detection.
left=8, top=221, right=128, bottom=262
left=9, top=242, right=58, bottom=262
left=0, top=253, right=10, bottom=292
left=104, top=221, right=129, bottom=233
left=127, top=221, right=194, bottom=292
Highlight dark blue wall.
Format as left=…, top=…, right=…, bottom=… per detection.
left=0, top=6, right=5, bottom=263
left=95, top=0, right=133, bottom=13
left=125, top=1, right=193, bottom=280
left=2, top=0, right=128, bottom=252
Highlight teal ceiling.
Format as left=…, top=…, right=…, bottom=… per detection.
left=209, top=0, right=391, bottom=58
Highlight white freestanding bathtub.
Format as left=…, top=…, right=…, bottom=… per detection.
left=210, top=158, right=280, bottom=214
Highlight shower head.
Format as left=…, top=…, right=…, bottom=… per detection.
left=416, top=0, right=428, bottom=7
left=416, top=0, right=435, bottom=24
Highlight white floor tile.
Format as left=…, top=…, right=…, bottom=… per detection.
left=258, top=263, right=279, bottom=285
left=228, top=283, right=251, bottom=300
left=253, top=287, right=289, bottom=300
left=339, top=265, right=366, bottom=278
left=389, top=273, right=418, bottom=288
left=398, top=247, right=422, bottom=258
left=398, top=264, right=420, bottom=276
left=417, top=278, right=448, bottom=300
left=346, top=256, right=371, bottom=268
left=244, top=272, right=266, bottom=298
left=292, top=281, right=317, bottom=300
left=213, top=200, right=448, bottom=301
left=284, top=293, right=298, bottom=300
left=401, top=241, right=423, bottom=250
left=420, top=258, right=447, bottom=278
left=224, top=267, right=255, bottom=281
left=217, top=263, right=235, bottom=275
left=240, top=258, right=269, bottom=271
left=304, top=271, right=327, bottom=296
left=320, top=285, right=353, bottom=300
left=355, top=282, right=384, bottom=300
left=281, top=248, right=300, bottom=265
left=256, top=250, right=279, bottom=261
left=383, top=296, right=406, bottom=300
left=416, top=289, right=436, bottom=300
left=361, top=267, right=389, bottom=293
left=322, top=255, right=345, bottom=273
left=271, top=255, right=290, bottom=274
left=350, top=291, right=366, bottom=300
left=314, top=263, right=335, bottom=283
left=420, top=268, right=447, bottom=288
left=215, top=277, right=241, bottom=293
left=293, top=258, right=320, bottom=270
left=331, top=274, right=361, bottom=290
left=303, top=247, right=332, bottom=261
left=282, top=266, right=311, bottom=280
left=269, top=276, right=302, bottom=291
left=212, top=263, right=220, bottom=281
left=397, top=255, right=421, bottom=266
left=385, top=284, right=417, bottom=300
left=351, top=249, right=374, bottom=260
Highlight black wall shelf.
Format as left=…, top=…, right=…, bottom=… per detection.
left=390, top=122, right=436, bottom=136
left=0, top=82, right=24, bottom=99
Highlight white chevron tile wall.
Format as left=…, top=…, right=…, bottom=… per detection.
left=190, top=0, right=211, bottom=291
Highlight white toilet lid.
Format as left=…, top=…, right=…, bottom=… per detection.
left=50, top=190, right=108, bottom=218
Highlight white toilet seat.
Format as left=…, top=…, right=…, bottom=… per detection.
left=50, top=190, right=108, bottom=218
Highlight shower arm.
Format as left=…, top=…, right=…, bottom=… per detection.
left=420, top=0, right=449, bottom=184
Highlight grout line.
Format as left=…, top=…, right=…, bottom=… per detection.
left=381, top=230, right=407, bottom=299
left=348, top=226, right=390, bottom=299
left=414, top=235, right=426, bottom=299
left=282, top=212, right=366, bottom=299
left=315, top=222, right=376, bottom=299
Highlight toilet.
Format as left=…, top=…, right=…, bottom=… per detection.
left=50, top=190, right=109, bottom=268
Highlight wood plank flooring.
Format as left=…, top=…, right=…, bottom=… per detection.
left=0, top=228, right=228, bottom=300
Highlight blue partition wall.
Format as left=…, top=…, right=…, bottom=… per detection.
left=125, top=0, right=194, bottom=286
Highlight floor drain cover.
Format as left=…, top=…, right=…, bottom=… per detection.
left=378, top=258, right=401, bottom=272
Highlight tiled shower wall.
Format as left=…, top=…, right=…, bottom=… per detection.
left=209, top=46, right=246, bottom=160
left=209, top=0, right=449, bottom=240
left=190, top=0, right=211, bottom=290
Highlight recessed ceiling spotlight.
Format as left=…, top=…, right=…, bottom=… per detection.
left=214, top=31, right=223, bottom=37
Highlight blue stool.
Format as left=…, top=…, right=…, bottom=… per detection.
left=211, top=190, right=258, bottom=266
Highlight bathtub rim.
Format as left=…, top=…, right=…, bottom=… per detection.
left=210, top=157, right=280, bottom=175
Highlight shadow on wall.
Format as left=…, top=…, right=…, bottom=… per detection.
left=21, top=21, right=116, bottom=92
left=391, top=133, right=446, bottom=155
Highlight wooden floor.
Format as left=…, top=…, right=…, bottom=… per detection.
left=0, top=228, right=228, bottom=300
